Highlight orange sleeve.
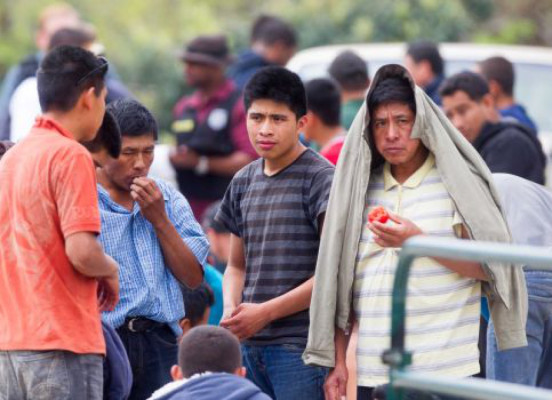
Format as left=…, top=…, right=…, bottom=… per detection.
left=53, top=147, right=101, bottom=238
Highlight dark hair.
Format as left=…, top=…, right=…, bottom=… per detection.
left=328, top=50, right=369, bottom=92
left=178, top=325, right=242, bottom=378
left=0, top=140, right=15, bottom=161
left=48, top=27, right=96, bottom=51
left=368, top=77, right=416, bottom=117
left=438, top=71, right=489, bottom=102
left=253, top=16, right=297, bottom=48
left=305, top=78, right=341, bottom=127
left=478, top=56, right=514, bottom=96
left=201, top=200, right=228, bottom=234
left=244, top=66, right=306, bottom=119
left=37, top=45, right=107, bottom=112
left=181, top=282, right=215, bottom=326
left=406, top=40, right=443, bottom=75
left=107, top=98, right=158, bottom=140
left=81, top=110, right=121, bottom=158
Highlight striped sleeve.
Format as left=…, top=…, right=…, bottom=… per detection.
left=308, top=166, right=334, bottom=230
left=215, top=177, right=241, bottom=237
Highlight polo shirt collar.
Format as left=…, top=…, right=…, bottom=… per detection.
left=34, top=116, right=75, bottom=140
left=383, top=153, right=435, bottom=191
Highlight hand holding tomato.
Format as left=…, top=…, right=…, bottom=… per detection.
left=368, top=206, right=390, bottom=224
left=368, top=210, right=423, bottom=248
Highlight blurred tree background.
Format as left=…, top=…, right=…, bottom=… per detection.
left=1, top=0, right=551, bottom=132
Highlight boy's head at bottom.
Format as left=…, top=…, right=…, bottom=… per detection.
left=171, top=325, right=246, bottom=381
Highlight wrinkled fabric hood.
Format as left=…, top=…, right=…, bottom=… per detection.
left=303, top=64, right=528, bottom=368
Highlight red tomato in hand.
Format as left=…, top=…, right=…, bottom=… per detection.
left=368, top=206, right=389, bottom=224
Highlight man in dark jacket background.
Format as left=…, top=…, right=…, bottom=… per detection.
left=228, top=15, right=297, bottom=90
left=440, top=71, right=545, bottom=184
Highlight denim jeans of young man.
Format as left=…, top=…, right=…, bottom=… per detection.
left=242, top=344, right=328, bottom=399
left=0, top=350, right=103, bottom=400
left=117, top=324, right=178, bottom=400
left=487, top=270, right=552, bottom=388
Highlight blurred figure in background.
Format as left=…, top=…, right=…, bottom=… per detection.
left=179, top=282, right=216, bottom=335
left=440, top=71, right=545, bottom=184
left=404, top=40, right=445, bottom=105
left=304, top=78, right=345, bottom=165
left=199, top=201, right=227, bottom=326
left=9, top=25, right=132, bottom=143
left=170, top=34, right=255, bottom=220
left=328, top=50, right=370, bottom=131
left=0, top=2, right=81, bottom=140
left=229, top=15, right=297, bottom=90
left=477, top=56, right=538, bottom=134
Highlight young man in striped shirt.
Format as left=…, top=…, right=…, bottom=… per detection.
left=324, top=75, right=488, bottom=400
left=216, top=67, right=334, bottom=399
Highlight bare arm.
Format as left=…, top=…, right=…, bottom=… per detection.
left=131, top=177, right=203, bottom=288
left=205, top=152, right=254, bottom=176
left=370, top=215, right=487, bottom=280
left=222, top=233, right=246, bottom=317
left=170, top=148, right=253, bottom=176
left=433, top=225, right=488, bottom=280
left=153, top=219, right=204, bottom=288
left=65, top=231, right=119, bottom=311
left=66, top=231, right=118, bottom=278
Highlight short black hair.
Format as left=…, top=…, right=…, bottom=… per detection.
left=478, top=56, right=514, bottom=96
left=37, top=45, right=107, bottom=112
left=244, top=66, right=306, bottom=119
left=305, top=78, right=341, bottom=127
left=253, top=16, right=297, bottom=48
left=201, top=200, right=228, bottom=234
left=0, top=141, right=14, bottom=161
left=368, top=77, right=416, bottom=119
left=328, top=50, right=369, bottom=92
left=439, top=71, right=489, bottom=102
left=81, top=110, right=121, bottom=158
left=48, top=26, right=96, bottom=51
left=107, top=98, right=158, bottom=140
left=181, top=282, right=215, bottom=326
left=406, top=40, right=444, bottom=75
left=178, top=325, right=242, bottom=378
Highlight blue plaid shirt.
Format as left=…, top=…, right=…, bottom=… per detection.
left=98, top=178, right=209, bottom=335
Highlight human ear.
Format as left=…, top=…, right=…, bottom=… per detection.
left=171, top=365, right=183, bottom=381
left=234, top=366, right=247, bottom=378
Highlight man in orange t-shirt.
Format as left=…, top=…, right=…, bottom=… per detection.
left=0, top=45, right=119, bottom=400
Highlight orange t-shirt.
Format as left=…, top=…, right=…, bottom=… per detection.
left=0, top=117, right=105, bottom=355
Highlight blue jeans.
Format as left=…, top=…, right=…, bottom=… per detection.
left=117, top=325, right=178, bottom=400
left=487, top=270, right=552, bottom=388
left=242, top=343, right=328, bottom=400
left=0, top=350, right=103, bottom=400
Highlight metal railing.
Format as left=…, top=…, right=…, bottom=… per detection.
left=382, top=236, right=552, bottom=400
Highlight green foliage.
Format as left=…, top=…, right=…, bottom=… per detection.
left=0, top=0, right=545, bottom=132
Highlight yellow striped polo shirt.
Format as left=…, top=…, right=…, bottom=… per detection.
left=354, top=153, right=481, bottom=387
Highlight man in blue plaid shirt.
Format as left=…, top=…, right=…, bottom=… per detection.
left=95, top=98, right=209, bottom=400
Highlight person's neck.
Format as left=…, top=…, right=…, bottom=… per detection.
left=494, top=94, right=515, bottom=110
left=264, top=142, right=306, bottom=176
left=317, top=125, right=344, bottom=148
left=197, top=77, right=227, bottom=101
left=43, top=111, right=88, bottom=142
left=96, top=169, right=134, bottom=210
left=390, top=148, right=429, bottom=184
left=341, top=90, right=367, bottom=104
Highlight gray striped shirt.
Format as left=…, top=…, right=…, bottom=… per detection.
left=216, top=149, right=334, bottom=345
